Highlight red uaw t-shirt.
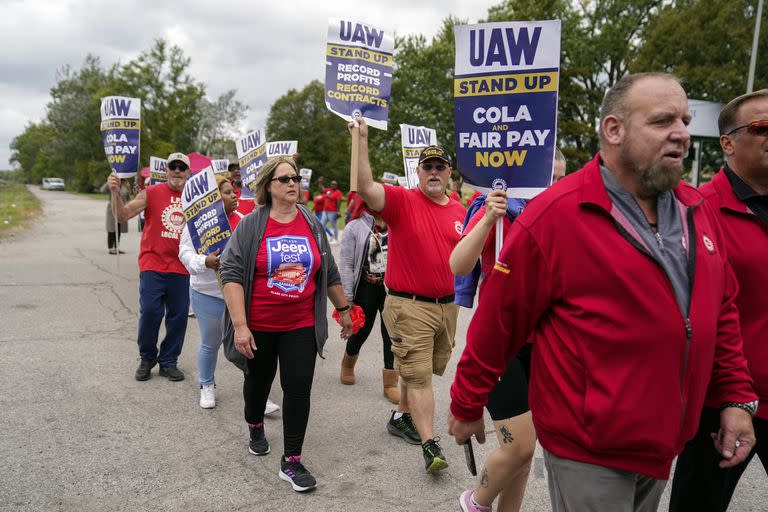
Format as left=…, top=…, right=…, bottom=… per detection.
left=249, top=214, right=321, bottom=332
left=228, top=210, right=244, bottom=231
left=463, top=206, right=515, bottom=295
left=379, top=187, right=466, bottom=298
left=139, top=183, right=188, bottom=274
left=323, top=189, right=343, bottom=212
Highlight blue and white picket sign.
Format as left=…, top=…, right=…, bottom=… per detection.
left=325, top=18, right=394, bottom=130
left=382, top=172, right=399, bottom=184
left=299, top=168, right=313, bottom=179
left=100, top=96, right=141, bottom=179
left=235, top=129, right=267, bottom=199
left=149, top=156, right=167, bottom=185
left=212, top=159, right=230, bottom=174
left=400, top=124, right=438, bottom=188
left=181, top=166, right=231, bottom=256
left=266, top=141, right=298, bottom=159
left=454, top=21, right=561, bottom=199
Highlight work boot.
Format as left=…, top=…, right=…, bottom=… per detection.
left=340, top=352, right=358, bottom=385
left=134, top=359, right=155, bottom=381
left=382, top=368, right=400, bottom=404
left=158, top=365, right=185, bottom=381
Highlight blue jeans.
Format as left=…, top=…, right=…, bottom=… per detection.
left=137, top=271, right=190, bottom=366
left=190, top=288, right=226, bottom=385
left=322, top=210, right=338, bottom=239
left=316, top=211, right=333, bottom=236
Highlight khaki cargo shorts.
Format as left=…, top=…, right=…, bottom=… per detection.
left=382, top=294, right=459, bottom=389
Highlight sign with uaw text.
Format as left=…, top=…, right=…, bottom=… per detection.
left=212, top=159, right=230, bottom=174
left=325, top=18, right=394, bottom=130
left=181, top=166, right=231, bottom=256
left=236, top=129, right=267, bottom=199
left=454, top=21, right=561, bottom=198
left=266, top=141, right=298, bottom=159
left=100, top=96, right=141, bottom=179
left=400, top=124, right=438, bottom=189
left=149, top=156, right=167, bottom=185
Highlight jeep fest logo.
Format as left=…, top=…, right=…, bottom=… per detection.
left=161, top=198, right=184, bottom=239
left=266, top=235, right=314, bottom=293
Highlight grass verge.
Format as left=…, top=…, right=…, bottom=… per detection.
left=0, top=184, right=42, bottom=236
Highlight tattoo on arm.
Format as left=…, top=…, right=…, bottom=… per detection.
left=500, top=426, right=514, bottom=444
left=480, top=468, right=489, bottom=487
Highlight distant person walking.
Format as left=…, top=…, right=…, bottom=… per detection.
left=100, top=180, right=130, bottom=254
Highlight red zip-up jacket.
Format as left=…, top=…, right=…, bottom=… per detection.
left=450, top=154, right=756, bottom=479
left=701, top=168, right=768, bottom=420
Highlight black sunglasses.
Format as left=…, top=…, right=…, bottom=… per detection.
left=168, top=162, right=188, bottom=171
left=271, top=175, right=301, bottom=184
left=726, top=120, right=768, bottom=136
left=421, top=162, right=448, bottom=172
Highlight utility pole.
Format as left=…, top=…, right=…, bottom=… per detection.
left=747, top=0, right=764, bottom=93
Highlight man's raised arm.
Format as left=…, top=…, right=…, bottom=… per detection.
left=348, top=118, right=386, bottom=212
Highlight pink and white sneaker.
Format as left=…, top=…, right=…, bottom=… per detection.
left=460, top=489, right=492, bottom=512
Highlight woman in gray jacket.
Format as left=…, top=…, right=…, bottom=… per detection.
left=338, top=204, right=398, bottom=404
left=220, top=156, right=353, bottom=493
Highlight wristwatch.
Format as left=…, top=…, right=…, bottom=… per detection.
left=720, top=400, right=759, bottom=417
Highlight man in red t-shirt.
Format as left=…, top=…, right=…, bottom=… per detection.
left=322, top=180, right=344, bottom=243
left=351, top=117, right=466, bottom=475
left=108, top=152, right=191, bottom=382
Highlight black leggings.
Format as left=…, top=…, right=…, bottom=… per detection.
left=107, top=231, right=122, bottom=248
left=345, top=278, right=393, bottom=369
left=243, top=326, right=317, bottom=456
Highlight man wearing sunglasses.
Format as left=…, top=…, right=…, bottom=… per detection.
left=350, top=118, right=466, bottom=475
left=108, top=152, right=191, bottom=382
left=670, top=90, right=768, bottom=512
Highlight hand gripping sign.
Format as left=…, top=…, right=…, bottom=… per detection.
left=454, top=20, right=561, bottom=200
left=101, top=96, right=141, bottom=179
left=400, top=124, right=438, bottom=189
left=149, top=156, right=167, bottom=185
left=325, top=18, right=394, bottom=191
left=181, top=166, right=232, bottom=256
left=235, top=129, right=267, bottom=199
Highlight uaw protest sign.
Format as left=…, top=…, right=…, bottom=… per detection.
left=236, top=129, right=267, bottom=199
left=454, top=20, right=561, bottom=198
left=100, top=96, right=141, bottom=179
left=182, top=166, right=231, bottom=256
left=325, top=18, right=394, bottom=130
left=400, top=124, right=437, bottom=189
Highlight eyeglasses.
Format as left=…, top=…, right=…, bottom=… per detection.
left=168, top=163, right=188, bottom=171
left=271, top=175, right=301, bottom=184
left=726, top=120, right=768, bottom=136
left=421, top=163, right=448, bottom=172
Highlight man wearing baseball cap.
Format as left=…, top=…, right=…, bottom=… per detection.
left=350, top=118, right=466, bottom=475
left=108, top=152, right=191, bottom=382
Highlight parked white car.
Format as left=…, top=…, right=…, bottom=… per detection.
left=42, top=177, right=65, bottom=191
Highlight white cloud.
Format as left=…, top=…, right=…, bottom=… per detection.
left=0, top=0, right=497, bottom=167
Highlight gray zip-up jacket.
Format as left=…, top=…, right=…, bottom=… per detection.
left=339, top=211, right=376, bottom=300
left=219, top=203, right=340, bottom=373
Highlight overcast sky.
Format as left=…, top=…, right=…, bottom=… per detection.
left=0, top=0, right=499, bottom=168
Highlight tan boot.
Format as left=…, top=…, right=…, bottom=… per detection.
left=382, top=368, right=400, bottom=404
left=340, top=353, right=358, bottom=385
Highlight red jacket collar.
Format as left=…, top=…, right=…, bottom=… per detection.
left=710, top=167, right=751, bottom=213
left=578, top=152, right=703, bottom=209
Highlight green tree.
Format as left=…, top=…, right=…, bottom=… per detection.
left=195, top=89, right=248, bottom=158
left=9, top=122, right=54, bottom=184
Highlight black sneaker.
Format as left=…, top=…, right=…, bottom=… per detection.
left=158, top=365, right=185, bottom=381
left=248, top=425, right=270, bottom=456
left=387, top=411, right=421, bottom=445
left=422, top=437, right=448, bottom=475
left=279, top=455, right=317, bottom=492
left=134, top=359, right=155, bottom=381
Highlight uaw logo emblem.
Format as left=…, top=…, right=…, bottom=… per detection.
left=491, top=178, right=507, bottom=190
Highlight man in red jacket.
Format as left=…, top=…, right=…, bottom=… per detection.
left=669, top=90, right=768, bottom=511
left=448, top=73, right=757, bottom=511
left=108, top=152, right=191, bottom=382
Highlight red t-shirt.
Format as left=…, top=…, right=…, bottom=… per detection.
left=139, top=183, right=188, bottom=274
left=228, top=210, right=244, bottom=231
left=450, top=191, right=462, bottom=203
left=237, top=198, right=255, bottom=216
left=249, top=214, right=321, bottom=331
left=462, top=206, right=515, bottom=295
left=313, top=194, right=325, bottom=213
left=323, top=189, right=343, bottom=212
left=378, top=187, right=466, bottom=297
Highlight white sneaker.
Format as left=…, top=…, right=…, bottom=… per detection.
left=265, top=398, right=280, bottom=415
left=200, top=384, right=216, bottom=409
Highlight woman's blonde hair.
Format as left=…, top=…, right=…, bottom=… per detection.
left=214, top=174, right=230, bottom=191
left=254, top=156, right=299, bottom=205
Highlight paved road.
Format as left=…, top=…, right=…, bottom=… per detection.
left=1, top=188, right=765, bottom=511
